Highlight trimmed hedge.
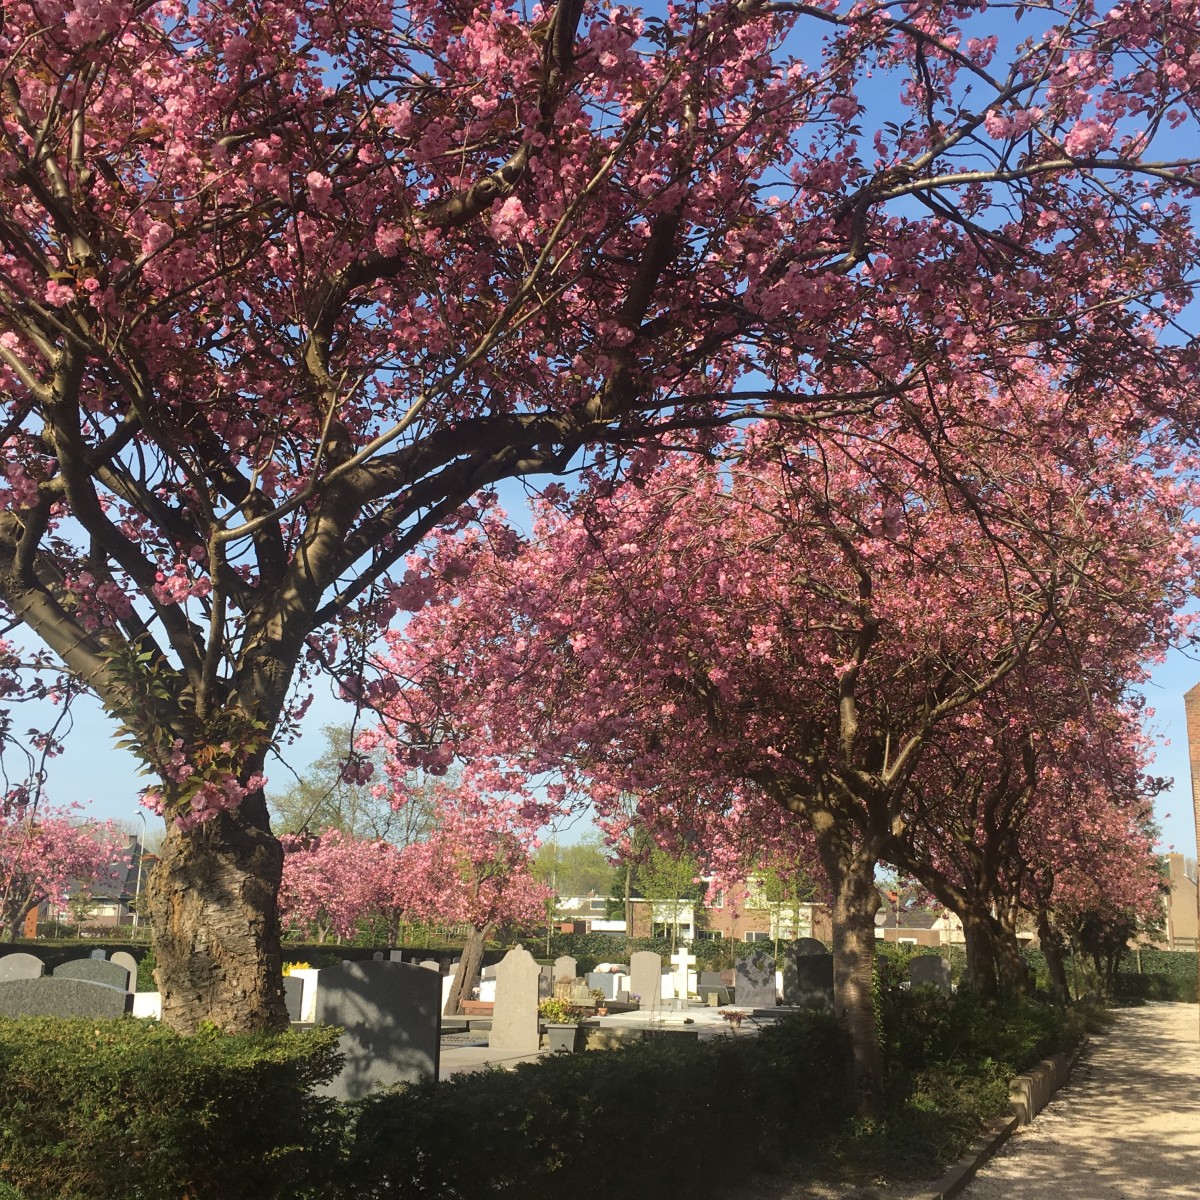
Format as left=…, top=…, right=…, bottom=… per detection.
left=342, top=1010, right=851, bottom=1198
left=0, top=1018, right=345, bottom=1200
left=1114, top=949, right=1198, bottom=1002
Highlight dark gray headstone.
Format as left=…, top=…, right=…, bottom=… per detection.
left=735, top=949, right=777, bottom=1008
left=283, top=975, right=305, bottom=1022
left=54, top=958, right=131, bottom=991
left=538, top=965, right=553, bottom=999
left=314, top=960, right=441, bottom=1101
left=782, top=949, right=833, bottom=1010
left=372, top=951, right=385, bottom=961
left=698, top=971, right=725, bottom=989
left=909, top=955, right=952, bottom=994
left=89, top=948, right=108, bottom=960
left=0, top=977, right=132, bottom=1018
left=587, top=971, right=617, bottom=999
left=0, top=952, right=45, bottom=982
left=792, top=938, right=828, bottom=956
left=111, top=952, right=139, bottom=993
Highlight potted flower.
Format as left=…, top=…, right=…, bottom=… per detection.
left=539, top=997, right=586, bottom=1052
left=589, top=987, right=609, bottom=1016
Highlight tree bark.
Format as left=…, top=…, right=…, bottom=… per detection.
left=961, top=907, right=1000, bottom=998
left=144, top=800, right=288, bottom=1033
left=820, top=838, right=883, bottom=1118
left=1037, top=911, right=1071, bottom=1003
left=994, top=914, right=1030, bottom=997
left=444, top=922, right=493, bottom=1016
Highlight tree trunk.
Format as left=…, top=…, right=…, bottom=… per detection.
left=444, top=922, right=493, bottom=1016
left=823, top=844, right=883, bottom=1117
left=144, top=801, right=288, bottom=1033
left=961, top=908, right=1000, bottom=998
left=1041, top=916, right=1070, bottom=1003
left=993, top=918, right=1030, bottom=998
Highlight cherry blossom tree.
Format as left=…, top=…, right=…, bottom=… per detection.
left=3, top=0, right=1200, bottom=1031
left=0, top=803, right=128, bottom=939
left=277, top=828, right=396, bottom=942
left=374, top=391, right=1196, bottom=1109
left=362, top=773, right=553, bottom=1014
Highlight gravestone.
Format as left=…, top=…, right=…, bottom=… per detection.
left=314, top=960, right=440, bottom=1101
left=553, top=954, right=578, bottom=983
left=909, top=955, right=952, bottom=994
left=670, top=948, right=696, bottom=1000
left=698, top=970, right=725, bottom=990
left=629, top=950, right=662, bottom=1010
left=481, top=964, right=498, bottom=981
left=538, top=965, right=553, bottom=999
left=0, top=952, right=45, bottom=981
left=781, top=943, right=834, bottom=1011
left=283, top=974, right=305, bottom=1022
left=111, top=952, right=139, bottom=992
left=372, top=951, right=385, bottom=961
left=54, top=957, right=130, bottom=991
left=735, top=948, right=777, bottom=1008
left=419, top=959, right=440, bottom=972
left=89, top=948, right=108, bottom=960
left=489, top=945, right=540, bottom=1054
left=0, top=977, right=132, bottom=1018
left=587, top=971, right=617, bottom=999
left=781, top=939, right=831, bottom=1007
left=388, top=950, right=405, bottom=962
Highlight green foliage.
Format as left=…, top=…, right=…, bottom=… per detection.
left=531, top=836, right=613, bottom=897
left=818, top=989, right=1088, bottom=1180
left=0, top=1018, right=345, bottom=1200
left=537, top=998, right=585, bottom=1023
left=1113, top=949, right=1198, bottom=1002
left=343, top=1010, right=852, bottom=1198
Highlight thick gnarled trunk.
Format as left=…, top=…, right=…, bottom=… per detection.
left=144, top=803, right=288, bottom=1033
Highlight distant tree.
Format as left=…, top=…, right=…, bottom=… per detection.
left=639, top=846, right=704, bottom=950
left=268, top=724, right=434, bottom=845
left=0, top=805, right=128, bottom=940
left=532, top=835, right=613, bottom=898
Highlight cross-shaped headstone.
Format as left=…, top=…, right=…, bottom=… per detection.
left=670, top=948, right=696, bottom=1000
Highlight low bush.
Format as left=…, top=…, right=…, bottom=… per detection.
left=342, top=1010, right=852, bottom=1198
left=0, top=1018, right=345, bottom=1200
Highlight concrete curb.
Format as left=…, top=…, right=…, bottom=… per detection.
left=911, top=1037, right=1090, bottom=1200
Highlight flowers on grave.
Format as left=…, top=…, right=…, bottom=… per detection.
left=588, top=988, right=606, bottom=1005
left=720, top=1010, right=747, bottom=1030
left=538, top=997, right=586, bottom=1024
left=282, top=962, right=311, bottom=976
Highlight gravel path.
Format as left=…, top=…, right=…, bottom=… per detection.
left=959, top=1002, right=1200, bottom=1200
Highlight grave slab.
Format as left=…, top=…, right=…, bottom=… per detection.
left=0, top=977, right=133, bottom=1018
left=53, top=957, right=130, bottom=991
left=314, top=960, right=441, bottom=1101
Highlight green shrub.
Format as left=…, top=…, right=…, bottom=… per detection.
left=343, top=1010, right=852, bottom=1198
left=0, top=1018, right=346, bottom=1200
left=1113, top=949, right=1198, bottom=1002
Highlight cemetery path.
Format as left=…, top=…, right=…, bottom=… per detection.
left=720, top=1001, right=1200, bottom=1200
left=954, top=1001, right=1200, bottom=1200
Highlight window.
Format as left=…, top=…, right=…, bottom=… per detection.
left=694, top=929, right=721, bottom=941
left=744, top=931, right=771, bottom=943
left=588, top=899, right=607, bottom=912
